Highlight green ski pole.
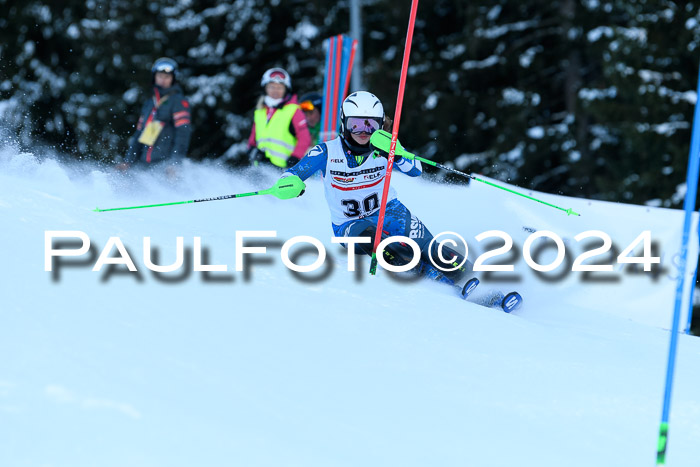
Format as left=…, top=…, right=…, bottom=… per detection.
left=370, top=130, right=581, bottom=217
left=94, top=175, right=306, bottom=212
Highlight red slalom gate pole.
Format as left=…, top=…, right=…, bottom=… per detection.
left=369, top=0, right=420, bottom=275
left=331, top=37, right=343, bottom=139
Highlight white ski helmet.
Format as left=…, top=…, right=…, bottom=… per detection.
left=261, top=67, right=292, bottom=90
left=340, top=91, right=384, bottom=140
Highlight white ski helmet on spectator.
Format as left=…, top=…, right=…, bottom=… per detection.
left=261, top=67, right=292, bottom=90
left=340, top=91, right=384, bottom=142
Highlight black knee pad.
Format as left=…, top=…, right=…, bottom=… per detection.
left=352, top=226, right=417, bottom=266
left=352, top=225, right=376, bottom=256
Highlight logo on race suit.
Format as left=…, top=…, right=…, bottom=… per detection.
left=330, top=158, right=344, bottom=163
left=333, top=176, right=356, bottom=183
left=409, top=215, right=425, bottom=239
left=308, top=146, right=325, bottom=158
left=330, top=167, right=383, bottom=177
left=330, top=166, right=384, bottom=191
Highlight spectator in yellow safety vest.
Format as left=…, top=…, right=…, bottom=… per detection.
left=247, top=67, right=312, bottom=169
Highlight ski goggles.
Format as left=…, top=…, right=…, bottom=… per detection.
left=300, top=101, right=316, bottom=111
left=269, top=71, right=287, bottom=82
left=346, top=117, right=381, bottom=134
left=154, top=62, right=175, bottom=73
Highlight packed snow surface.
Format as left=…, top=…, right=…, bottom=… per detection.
left=1, top=149, right=699, bottom=466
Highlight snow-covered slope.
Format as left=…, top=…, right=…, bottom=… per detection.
left=1, top=149, right=699, bottom=467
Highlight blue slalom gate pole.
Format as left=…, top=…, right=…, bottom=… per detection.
left=685, top=266, right=697, bottom=334
left=655, top=68, right=700, bottom=465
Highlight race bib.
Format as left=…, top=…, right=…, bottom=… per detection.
left=138, top=120, right=164, bottom=146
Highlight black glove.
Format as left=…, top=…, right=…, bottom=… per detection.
left=371, top=144, right=402, bottom=163
left=285, top=155, right=300, bottom=168
left=248, top=147, right=265, bottom=164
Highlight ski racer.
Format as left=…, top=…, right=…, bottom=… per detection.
left=278, top=90, right=472, bottom=288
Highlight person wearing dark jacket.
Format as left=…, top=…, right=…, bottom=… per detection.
left=122, top=57, right=192, bottom=170
left=299, top=92, right=322, bottom=148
